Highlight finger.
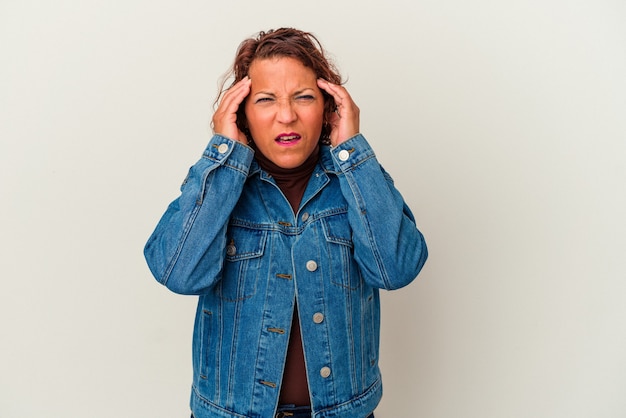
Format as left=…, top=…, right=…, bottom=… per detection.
left=317, top=79, right=350, bottom=105
left=317, top=79, right=357, bottom=117
left=317, top=79, right=360, bottom=146
left=213, top=77, right=251, bottom=141
left=317, top=79, right=359, bottom=118
left=218, top=77, right=251, bottom=112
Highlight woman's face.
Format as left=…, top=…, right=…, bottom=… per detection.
left=245, top=57, right=324, bottom=169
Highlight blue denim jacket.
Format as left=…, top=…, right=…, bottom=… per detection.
left=144, top=134, right=427, bottom=418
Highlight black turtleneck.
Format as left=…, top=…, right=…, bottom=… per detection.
left=254, top=146, right=320, bottom=406
left=254, top=146, right=319, bottom=214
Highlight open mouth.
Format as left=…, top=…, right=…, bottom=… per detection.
left=275, top=133, right=301, bottom=144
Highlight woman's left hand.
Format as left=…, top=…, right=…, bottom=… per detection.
left=317, top=79, right=360, bottom=147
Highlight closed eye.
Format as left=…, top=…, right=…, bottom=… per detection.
left=295, top=94, right=315, bottom=101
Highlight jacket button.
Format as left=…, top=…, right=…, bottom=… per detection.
left=338, top=149, right=350, bottom=161
left=226, top=244, right=236, bottom=256
left=306, top=260, right=318, bottom=272
left=320, top=367, right=331, bottom=378
left=301, top=212, right=309, bottom=222
left=217, top=143, right=229, bottom=154
left=313, top=312, right=324, bottom=324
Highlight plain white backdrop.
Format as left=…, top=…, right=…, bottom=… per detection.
left=1, top=1, right=625, bottom=417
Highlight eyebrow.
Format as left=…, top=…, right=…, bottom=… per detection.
left=253, top=88, right=316, bottom=97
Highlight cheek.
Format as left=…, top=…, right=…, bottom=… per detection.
left=244, top=106, right=263, bottom=132
left=307, top=107, right=325, bottom=130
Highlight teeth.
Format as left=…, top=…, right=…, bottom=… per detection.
left=278, top=135, right=299, bottom=141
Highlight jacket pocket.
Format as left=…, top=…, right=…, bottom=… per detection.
left=321, top=213, right=360, bottom=290
left=218, top=226, right=267, bottom=301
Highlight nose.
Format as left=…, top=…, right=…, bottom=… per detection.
left=276, top=100, right=297, bottom=124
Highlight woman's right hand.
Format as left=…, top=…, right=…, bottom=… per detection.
left=212, top=76, right=251, bottom=144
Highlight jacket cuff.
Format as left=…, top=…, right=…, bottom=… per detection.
left=202, top=135, right=255, bottom=174
left=330, top=134, right=376, bottom=171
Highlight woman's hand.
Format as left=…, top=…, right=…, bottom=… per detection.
left=212, top=77, right=251, bottom=144
left=317, top=79, right=360, bottom=147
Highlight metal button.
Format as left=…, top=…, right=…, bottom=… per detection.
left=320, top=366, right=331, bottom=378
left=301, top=212, right=309, bottom=222
left=226, top=244, right=236, bottom=256
left=217, top=143, right=229, bottom=154
left=338, top=149, right=350, bottom=161
left=306, top=260, right=318, bottom=272
left=313, top=312, right=324, bottom=324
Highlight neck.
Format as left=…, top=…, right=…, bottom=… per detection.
left=255, top=147, right=319, bottom=213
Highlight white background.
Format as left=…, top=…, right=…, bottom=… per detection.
left=1, top=1, right=625, bottom=417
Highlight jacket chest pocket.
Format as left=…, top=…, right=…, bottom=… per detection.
left=321, top=213, right=361, bottom=290
left=218, top=227, right=267, bottom=301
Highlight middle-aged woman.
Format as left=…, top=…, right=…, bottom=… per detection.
left=144, top=28, right=428, bottom=418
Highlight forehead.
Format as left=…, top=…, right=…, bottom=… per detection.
left=248, top=57, right=317, bottom=90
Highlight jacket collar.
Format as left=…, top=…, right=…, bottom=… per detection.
left=248, top=144, right=340, bottom=179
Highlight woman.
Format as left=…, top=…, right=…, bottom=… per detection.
left=144, top=28, right=427, bottom=418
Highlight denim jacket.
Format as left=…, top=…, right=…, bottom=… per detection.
left=144, top=134, right=427, bottom=418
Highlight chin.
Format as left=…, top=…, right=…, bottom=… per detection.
left=275, top=159, right=305, bottom=169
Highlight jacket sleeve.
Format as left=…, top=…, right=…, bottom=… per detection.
left=330, top=134, right=428, bottom=290
left=144, top=135, right=254, bottom=295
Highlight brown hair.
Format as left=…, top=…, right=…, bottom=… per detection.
left=216, top=28, right=343, bottom=144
